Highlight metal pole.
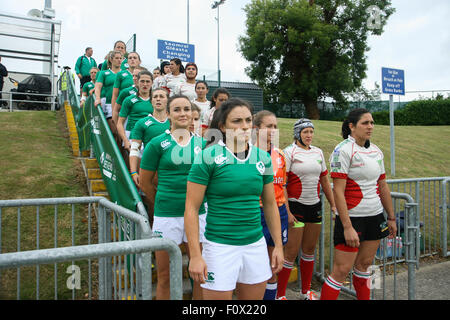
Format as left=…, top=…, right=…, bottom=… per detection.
left=187, top=0, right=190, bottom=44
left=50, top=23, right=55, bottom=111
left=389, top=94, right=395, bottom=176
left=217, top=5, right=221, bottom=87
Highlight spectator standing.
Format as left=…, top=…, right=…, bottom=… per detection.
left=75, top=47, right=97, bottom=91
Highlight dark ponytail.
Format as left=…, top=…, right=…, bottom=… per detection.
left=342, top=108, right=371, bottom=147
left=341, top=119, right=351, bottom=139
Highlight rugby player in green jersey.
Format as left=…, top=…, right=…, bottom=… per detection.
left=94, top=50, right=123, bottom=132
left=117, top=70, right=153, bottom=154
left=129, top=88, right=169, bottom=189
left=100, top=40, right=129, bottom=71
left=110, top=52, right=142, bottom=126
left=139, top=95, right=207, bottom=300
left=80, top=67, right=98, bottom=106
left=112, top=66, right=145, bottom=130
left=185, top=98, right=284, bottom=300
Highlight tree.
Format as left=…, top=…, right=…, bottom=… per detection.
left=238, top=0, right=395, bottom=119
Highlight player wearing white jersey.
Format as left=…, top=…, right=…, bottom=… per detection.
left=173, top=62, right=197, bottom=101
left=320, top=108, right=397, bottom=300
left=192, top=81, right=211, bottom=131
left=165, top=58, right=187, bottom=96
left=277, top=119, right=335, bottom=300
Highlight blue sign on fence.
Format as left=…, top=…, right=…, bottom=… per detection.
left=382, top=67, right=405, bottom=95
left=157, top=39, right=195, bottom=62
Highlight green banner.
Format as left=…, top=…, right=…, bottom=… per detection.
left=89, top=104, right=142, bottom=212
left=60, top=70, right=143, bottom=214
left=77, top=96, right=94, bottom=152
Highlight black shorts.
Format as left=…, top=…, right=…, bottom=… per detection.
left=334, top=213, right=389, bottom=250
left=288, top=200, right=322, bottom=224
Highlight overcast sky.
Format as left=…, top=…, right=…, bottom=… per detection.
left=2, top=0, right=450, bottom=101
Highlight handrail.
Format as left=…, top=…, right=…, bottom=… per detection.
left=0, top=238, right=182, bottom=300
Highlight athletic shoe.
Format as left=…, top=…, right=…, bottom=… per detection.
left=276, top=296, right=288, bottom=300
left=299, top=290, right=319, bottom=300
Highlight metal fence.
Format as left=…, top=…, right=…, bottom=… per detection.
left=0, top=90, right=57, bottom=112
left=307, top=176, right=450, bottom=300
left=0, top=196, right=182, bottom=300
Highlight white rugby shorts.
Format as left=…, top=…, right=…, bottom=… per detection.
left=200, top=237, right=272, bottom=291
left=152, top=214, right=206, bottom=245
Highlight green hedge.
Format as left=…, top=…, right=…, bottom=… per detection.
left=372, top=98, right=450, bottom=125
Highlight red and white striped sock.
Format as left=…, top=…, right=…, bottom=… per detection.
left=276, top=260, right=294, bottom=298
left=300, top=253, right=315, bottom=294
left=353, top=268, right=371, bottom=300
left=320, top=275, right=342, bottom=300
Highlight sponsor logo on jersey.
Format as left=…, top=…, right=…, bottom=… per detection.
left=214, top=154, right=228, bottom=166
left=131, top=97, right=138, bottom=103
left=161, top=139, right=171, bottom=150
left=145, top=119, right=153, bottom=126
left=205, top=272, right=215, bottom=283
left=331, top=162, right=341, bottom=168
left=256, top=161, right=266, bottom=175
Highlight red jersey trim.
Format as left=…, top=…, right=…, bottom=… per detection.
left=330, top=172, right=347, bottom=179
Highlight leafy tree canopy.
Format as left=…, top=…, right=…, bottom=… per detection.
left=239, top=0, right=395, bottom=119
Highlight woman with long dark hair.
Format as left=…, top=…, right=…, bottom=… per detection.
left=320, top=108, right=397, bottom=300
left=140, top=94, right=207, bottom=300
left=185, top=98, right=283, bottom=300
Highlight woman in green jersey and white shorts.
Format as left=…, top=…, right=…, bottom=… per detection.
left=117, top=70, right=154, bottom=154
left=139, top=94, right=207, bottom=300
left=94, top=50, right=123, bottom=132
left=185, top=98, right=284, bottom=300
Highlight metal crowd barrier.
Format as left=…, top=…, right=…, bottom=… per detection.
left=386, top=177, right=450, bottom=258
left=307, top=176, right=450, bottom=300
left=0, top=197, right=182, bottom=300
left=442, top=178, right=450, bottom=257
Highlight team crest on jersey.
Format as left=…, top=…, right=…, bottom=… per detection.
left=214, top=154, right=228, bottom=166
left=194, top=146, right=201, bottom=155
left=161, top=139, right=171, bottom=150
left=205, top=272, right=215, bottom=283
left=256, top=161, right=266, bottom=175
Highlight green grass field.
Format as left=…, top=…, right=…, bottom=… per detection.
left=0, top=110, right=94, bottom=299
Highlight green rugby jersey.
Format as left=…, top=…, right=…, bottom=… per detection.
left=130, top=115, right=170, bottom=147
left=119, top=95, right=153, bottom=131
left=101, top=58, right=129, bottom=71
left=116, top=85, right=137, bottom=106
left=114, top=70, right=133, bottom=92
left=96, top=69, right=118, bottom=104
left=188, top=141, right=274, bottom=245
left=82, top=81, right=95, bottom=95
left=140, top=131, right=207, bottom=217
